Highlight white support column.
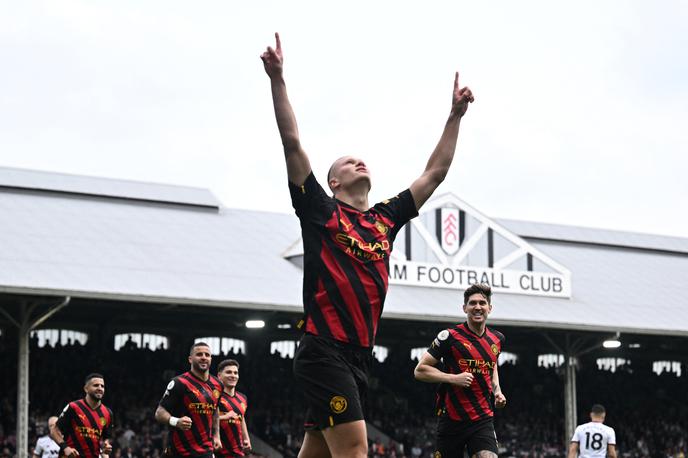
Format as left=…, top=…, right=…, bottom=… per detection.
left=7, top=297, right=70, bottom=458
left=564, top=355, right=578, bottom=446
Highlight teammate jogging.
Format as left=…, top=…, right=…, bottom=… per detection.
left=261, top=32, right=474, bottom=458
left=155, top=342, right=223, bottom=458
left=414, top=283, right=506, bottom=458
left=216, top=359, right=251, bottom=457
left=51, top=373, right=114, bottom=458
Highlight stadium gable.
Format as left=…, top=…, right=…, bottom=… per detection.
left=0, top=167, right=687, bottom=336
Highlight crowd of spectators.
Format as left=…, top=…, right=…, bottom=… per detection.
left=0, top=331, right=686, bottom=458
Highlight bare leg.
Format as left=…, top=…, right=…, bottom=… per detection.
left=298, top=430, right=332, bottom=458
left=471, top=451, right=498, bottom=458
left=321, top=420, right=367, bottom=458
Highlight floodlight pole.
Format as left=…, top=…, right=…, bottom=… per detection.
left=0, top=297, right=70, bottom=458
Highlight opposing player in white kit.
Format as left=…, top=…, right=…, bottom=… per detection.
left=567, top=404, right=617, bottom=458
left=32, top=417, right=60, bottom=458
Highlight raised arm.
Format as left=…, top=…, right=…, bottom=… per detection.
left=409, top=72, right=474, bottom=210
left=260, top=32, right=312, bottom=186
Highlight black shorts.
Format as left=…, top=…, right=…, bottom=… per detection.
left=293, top=333, right=372, bottom=430
left=435, top=417, right=498, bottom=457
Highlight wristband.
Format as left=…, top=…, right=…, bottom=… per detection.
left=169, top=417, right=179, bottom=427
left=59, top=442, right=68, bottom=452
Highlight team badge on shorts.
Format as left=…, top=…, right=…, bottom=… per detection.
left=491, top=344, right=499, bottom=355
left=433, top=451, right=442, bottom=458
left=329, top=396, right=348, bottom=414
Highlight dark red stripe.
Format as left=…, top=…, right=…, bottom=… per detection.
left=319, top=241, right=368, bottom=344
left=313, top=278, right=349, bottom=342
left=69, top=402, right=97, bottom=457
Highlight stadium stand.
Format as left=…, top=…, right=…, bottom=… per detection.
left=0, top=332, right=685, bottom=458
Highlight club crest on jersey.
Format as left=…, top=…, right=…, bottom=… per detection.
left=100, top=417, right=106, bottom=426
left=491, top=344, right=499, bottom=355
left=329, top=396, right=347, bottom=414
left=375, top=221, right=388, bottom=235
left=213, top=389, right=221, bottom=399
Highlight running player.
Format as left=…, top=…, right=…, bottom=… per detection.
left=261, top=32, right=474, bottom=458
left=51, top=373, right=114, bottom=458
left=414, top=283, right=506, bottom=458
left=32, top=417, right=59, bottom=458
left=216, top=359, right=251, bottom=457
left=568, top=404, right=617, bottom=458
left=155, top=342, right=223, bottom=458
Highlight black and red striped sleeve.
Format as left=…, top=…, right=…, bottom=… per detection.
left=102, top=407, right=114, bottom=439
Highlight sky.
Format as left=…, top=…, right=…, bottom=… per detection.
left=1, top=1, right=687, bottom=237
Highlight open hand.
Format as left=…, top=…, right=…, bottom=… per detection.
left=451, top=72, right=474, bottom=117
left=260, top=32, right=284, bottom=78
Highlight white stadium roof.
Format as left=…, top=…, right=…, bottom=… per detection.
left=1, top=166, right=687, bottom=336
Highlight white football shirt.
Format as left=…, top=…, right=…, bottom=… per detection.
left=34, top=435, right=60, bottom=458
left=570, top=421, right=616, bottom=457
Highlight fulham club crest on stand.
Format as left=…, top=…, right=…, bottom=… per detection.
left=437, top=207, right=461, bottom=256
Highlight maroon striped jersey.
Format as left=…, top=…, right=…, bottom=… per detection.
left=289, top=173, right=417, bottom=348
left=159, top=371, right=223, bottom=456
left=216, top=391, right=248, bottom=457
left=56, top=399, right=113, bottom=458
left=427, top=323, right=505, bottom=423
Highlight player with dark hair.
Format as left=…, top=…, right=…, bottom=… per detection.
left=261, top=32, right=474, bottom=458
left=51, top=373, right=114, bottom=458
left=414, top=284, right=506, bottom=458
left=216, top=359, right=251, bottom=457
left=568, top=404, right=617, bottom=458
left=155, top=342, right=223, bottom=457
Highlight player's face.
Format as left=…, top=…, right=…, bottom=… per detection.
left=48, top=417, right=57, bottom=432
left=189, top=345, right=212, bottom=373
left=218, top=364, right=239, bottom=388
left=463, top=293, right=492, bottom=325
left=329, top=156, right=371, bottom=193
left=84, top=377, right=105, bottom=400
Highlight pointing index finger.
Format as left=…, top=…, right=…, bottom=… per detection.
left=275, top=32, right=281, bottom=52
left=454, top=71, right=459, bottom=90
